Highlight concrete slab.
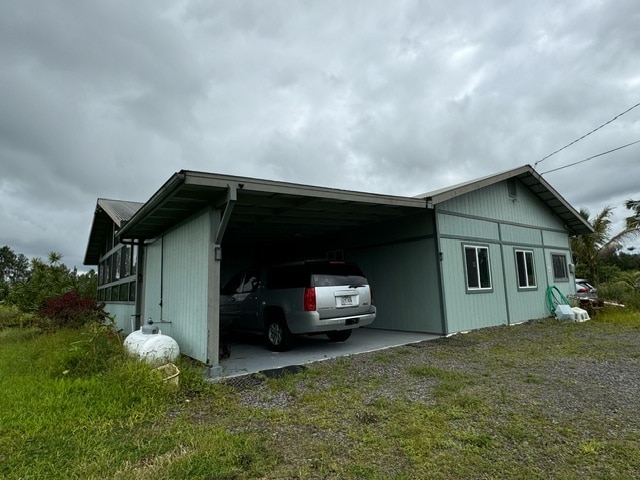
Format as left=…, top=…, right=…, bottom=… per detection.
left=218, top=328, right=440, bottom=378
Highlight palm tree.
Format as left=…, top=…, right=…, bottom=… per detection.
left=47, top=251, right=63, bottom=265
left=624, top=199, right=640, bottom=231
left=570, top=201, right=640, bottom=284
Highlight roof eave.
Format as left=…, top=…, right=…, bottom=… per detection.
left=118, top=172, right=187, bottom=239
left=423, top=164, right=593, bottom=236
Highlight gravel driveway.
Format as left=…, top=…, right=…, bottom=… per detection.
left=216, top=316, right=640, bottom=478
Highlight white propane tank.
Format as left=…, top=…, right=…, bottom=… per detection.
left=138, top=334, right=180, bottom=365
left=124, top=324, right=180, bottom=366
left=123, top=329, right=149, bottom=357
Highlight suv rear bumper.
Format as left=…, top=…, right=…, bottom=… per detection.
left=286, top=308, right=376, bottom=334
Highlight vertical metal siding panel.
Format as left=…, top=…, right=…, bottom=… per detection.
left=162, top=210, right=210, bottom=363
left=501, top=225, right=542, bottom=245
left=142, top=239, right=163, bottom=326
left=542, top=230, right=570, bottom=248
left=442, top=182, right=565, bottom=230
left=104, top=304, right=137, bottom=334
left=503, top=247, right=548, bottom=323
left=439, top=238, right=508, bottom=333
left=437, top=214, right=499, bottom=240
left=436, top=179, right=574, bottom=334
left=350, top=238, right=443, bottom=333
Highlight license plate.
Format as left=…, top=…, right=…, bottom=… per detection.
left=340, top=296, right=354, bottom=306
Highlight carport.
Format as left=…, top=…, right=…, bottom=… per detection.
left=117, top=170, right=430, bottom=375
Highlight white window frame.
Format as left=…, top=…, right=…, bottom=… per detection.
left=515, top=249, right=537, bottom=290
left=463, top=244, right=493, bottom=292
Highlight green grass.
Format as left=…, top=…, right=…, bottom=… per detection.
left=1, top=308, right=639, bottom=479
left=0, top=326, right=274, bottom=479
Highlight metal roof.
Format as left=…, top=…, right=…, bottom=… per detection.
left=416, top=164, right=593, bottom=236
left=84, top=166, right=592, bottom=266
left=117, top=170, right=428, bottom=247
left=83, top=198, right=144, bottom=265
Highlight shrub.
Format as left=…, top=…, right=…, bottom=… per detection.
left=39, top=291, right=106, bottom=330
left=0, top=303, right=36, bottom=330
left=60, top=319, right=126, bottom=378
left=598, top=281, right=640, bottom=310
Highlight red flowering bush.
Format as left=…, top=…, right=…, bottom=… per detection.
left=39, top=291, right=106, bottom=329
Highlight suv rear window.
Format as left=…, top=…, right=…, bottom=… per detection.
left=310, top=262, right=367, bottom=287
left=265, top=261, right=367, bottom=289
left=266, top=264, right=309, bottom=289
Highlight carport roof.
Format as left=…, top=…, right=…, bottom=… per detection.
left=417, top=164, right=593, bottom=236
left=116, top=170, right=428, bottom=244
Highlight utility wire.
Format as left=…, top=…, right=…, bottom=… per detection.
left=534, top=101, right=640, bottom=168
left=540, top=139, right=640, bottom=175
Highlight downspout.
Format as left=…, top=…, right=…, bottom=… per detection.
left=159, top=234, right=164, bottom=321
left=134, top=242, right=144, bottom=330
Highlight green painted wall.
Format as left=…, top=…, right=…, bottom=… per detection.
left=346, top=212, right=444, bottom=334
left=142, top=209, right=210, bottom=362
left=436, top=179, right=575, bottom=333
left=104, top=303, right=137, bottom=334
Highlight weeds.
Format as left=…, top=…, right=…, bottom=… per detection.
left=1, top=309, right=640, bottom=479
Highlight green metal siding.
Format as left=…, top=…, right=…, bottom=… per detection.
left=344, top=211, right=443, bottom=334
left=439, top=238, right=508, bottom=332
left=542, top=230, right=571, bottom=248
left=439, top=180, right=566, bottom=230
left=503, top=247, right=548, bottom=323
left=141, top=209, right=210, bottom=363
left=161, top=209, right=210, bottom=362
left=501, top=224, right=543, bottom=246
left=104, top=303, right=137, bottom=334
left=437, top=214, right=499, bottom=241
left=142, top=239, right=163, bottom=326
left=350, top=237, right=443, bottom=334
left=436, top=178, right=575, bottom=333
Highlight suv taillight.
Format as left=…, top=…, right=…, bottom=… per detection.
left=304, top=287, right=316, bottom=311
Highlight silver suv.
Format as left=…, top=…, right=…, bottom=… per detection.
left=220, top=260, right=376, bottom=351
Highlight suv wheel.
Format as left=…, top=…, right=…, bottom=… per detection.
left=266, top=318, right=293, bottom=352
left=327, top=330, right=352, bottom=342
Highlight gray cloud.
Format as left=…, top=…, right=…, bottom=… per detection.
left=1, top=0, right=639, bottom=269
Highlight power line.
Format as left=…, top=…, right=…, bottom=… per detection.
left=540, top=139, right=640, bottom=175
left=534, top=101, right=640, bottom=168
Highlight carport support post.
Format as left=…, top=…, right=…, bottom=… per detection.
left=206, top=207, right=223, bottom=377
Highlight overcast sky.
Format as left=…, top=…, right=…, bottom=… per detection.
left=1, top=0, right=639, bottom=270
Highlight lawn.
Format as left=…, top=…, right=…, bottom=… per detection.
left=1, top=309, right=639, bottom=479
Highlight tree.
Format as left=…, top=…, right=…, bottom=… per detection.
left=0, top=246, right=30, bottom=301
left=571, top=201, right=640, bottom=284
left=624, top=199, right=640, bottom=231
left=6, top=251, right=97, bottom=313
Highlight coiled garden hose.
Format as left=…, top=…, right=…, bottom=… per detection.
left=546, top=285, right=570, bottom=314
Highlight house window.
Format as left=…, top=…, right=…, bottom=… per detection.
left=97, top=243, right=138, bottom=304
left=515, top=249, right=537, bottom=289
left=551, top=253, right=568, bottom=281
left=464, top=245, right=492, bottom=291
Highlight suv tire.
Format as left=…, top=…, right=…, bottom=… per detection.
left=266, top=317, right=293, bottom=352
left=327, top=330, right=352, bottom=342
